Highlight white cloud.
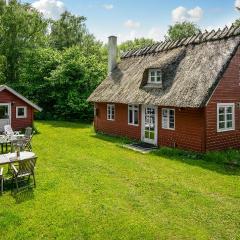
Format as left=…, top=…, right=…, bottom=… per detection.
left=32, top=0, right=66, bottom=20
left=147, top=27, right=163, bottom=41
left=113, top=27, right=164, bottom=44
left=172, top=6, right=203, bottom=22
left=124, top=19, right=141, bottom=29
left=235, top=0, right=240, bottom=10
left=103, top=4, right=114, bottom=10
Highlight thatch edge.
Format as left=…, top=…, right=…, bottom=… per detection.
left=121, top=25, right=240, bottom=59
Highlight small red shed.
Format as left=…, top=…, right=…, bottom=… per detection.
left=0, top=85, right=42, bottom=131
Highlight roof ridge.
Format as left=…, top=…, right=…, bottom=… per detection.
left=121, top=24, right=240, bottom=59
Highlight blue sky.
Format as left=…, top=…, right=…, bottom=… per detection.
left=23, top=0, right=240, bottom=43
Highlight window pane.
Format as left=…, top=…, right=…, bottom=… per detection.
left=0, top=106, right=8, bottom=119
left=219, top=114, right=224, bottom=121
left=219, top=122, right=225, bottom=129
left=169, top=110, right=174, bottom=117
left=156, top=77, right=161, bottom=82
left=219, top=107, right=224, bottom=114
left=227, top=114, right=232, bottom=121
left=169, top=122, right=174, bottom=129
left=129, top=109, right=133, bottom=123
left=151, top=76, right=155, bottom=82
left=150, top=71, right=155, bottom=76
left=145, top=131, right=149, bottom=138
left=227, top=121, right=233, bottom=128
left=162, top=116, right=168, bottom=129
left=163, top=109, right=168, bottom=117
left=227, top=107, right=232, bottom=114
left=150, top=131, right=154, bottom=140
left=18, top=108, right=25, bottom=116
left=134, top=110, right=138, bottom=124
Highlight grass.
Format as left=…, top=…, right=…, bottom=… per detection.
left=0, top=121, right=240, bottom=240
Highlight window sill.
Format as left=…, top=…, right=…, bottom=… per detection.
left=217, top=128, right=235, bottom=133
left=162, top=127, right=175, bottom=131
left=107, top=119, right=115, bottom=121
left=16, top=116, right=27, bottom=119
left=128, top=123, right=139, bottom=127
left=143, top=83, right=163, bottom=89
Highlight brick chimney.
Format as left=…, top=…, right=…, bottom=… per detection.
left=108, top=36, right=117, bottom=75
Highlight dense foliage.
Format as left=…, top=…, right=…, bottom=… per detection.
left=0, top=0, right=47, bottom=83
left=166, top=21, right=201, bottom=41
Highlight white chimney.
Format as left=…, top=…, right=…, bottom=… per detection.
left=108, top=36, right=117, bottom=75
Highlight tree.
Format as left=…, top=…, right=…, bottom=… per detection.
left=233, top=19, right=240, bottom=27
left=119, top=38, right=155, bottom=53
left=0, top=0, right=47, bottom=83
left=46, top=46, right=107, bottom=120
left=16, top=47, right=61, bottom=114
left=49, top=11, right=95, bottom=50
left=166, top=21, right=201, bottom=41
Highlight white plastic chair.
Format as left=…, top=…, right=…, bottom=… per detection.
left=4, top=125, right=20, bottom=141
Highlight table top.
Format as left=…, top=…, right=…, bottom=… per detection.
left=0, top=151, right=36, bottom=166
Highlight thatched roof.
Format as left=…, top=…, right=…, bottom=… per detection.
left=88, top=26, right=240, bottom=108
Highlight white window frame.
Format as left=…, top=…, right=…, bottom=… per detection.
left=148, top=69, right=162, bottom=84
left=162, top=108, right=175, bottom=130
left=16, top=106, right=27, bottom=119
left=128, top=104, right=139, bottom=126
left=107, top=104, right=115, bottom=121
left=217, top=103, right=235, bottom=132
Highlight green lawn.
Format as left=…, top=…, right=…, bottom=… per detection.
left=0, top=121, right=240, bottom=240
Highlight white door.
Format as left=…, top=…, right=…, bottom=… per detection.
left=0, top=103, right=11, bottom=132
left=142, top=105, right=158, bottom=145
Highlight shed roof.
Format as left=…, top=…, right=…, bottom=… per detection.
left=0, top=85, right=42, bottom=111
left=88, top=25, right=240, bottom=108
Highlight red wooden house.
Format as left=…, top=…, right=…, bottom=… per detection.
left=0, top=85, right=42, bottom=131
left=88, top=26, right=240, bottom=152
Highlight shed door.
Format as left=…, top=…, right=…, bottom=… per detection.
left=0, top=103, right=11, bottom=131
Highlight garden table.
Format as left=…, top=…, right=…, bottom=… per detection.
left=0, top=151, right=36, bottom=166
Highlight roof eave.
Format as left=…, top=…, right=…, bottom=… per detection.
left=0, top=85, right=42, bottom=112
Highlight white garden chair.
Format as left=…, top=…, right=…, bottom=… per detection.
left=4, top=125, right=20, bottom=141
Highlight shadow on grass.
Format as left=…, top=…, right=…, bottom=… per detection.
left=3, top=178, right=35, bottom=203
left=92, top=132, right=135, bottom=145
left=93, top=133, right=240, bottom=176
left=36, top=120, right=91, bottom=130
left=12, top=188, right=34, bottom=204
